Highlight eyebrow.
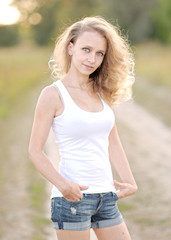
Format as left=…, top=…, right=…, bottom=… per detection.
left=83, top=45, right=106, bottom=53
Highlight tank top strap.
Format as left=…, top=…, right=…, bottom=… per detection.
left=97, top=92, right=108, bottom=109
left=52, top=80, right=73, bottom=107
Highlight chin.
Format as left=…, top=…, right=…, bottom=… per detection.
left=77, top=69, right=93, bottom=77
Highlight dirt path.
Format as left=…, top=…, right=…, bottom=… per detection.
left=114, top=102, right=171, bottom=239
left=0, top=82, right=54, bottom=240
left=0, top=83, right=170, bottom=240
left=0, top=86, right=40, bottom=239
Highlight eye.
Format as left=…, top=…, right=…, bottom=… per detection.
left=82, top=48, right=90, bottom=53
left=97, top=52, right=104, bottom=57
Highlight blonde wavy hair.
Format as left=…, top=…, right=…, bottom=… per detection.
left=49, top=16, right=135, bottom=106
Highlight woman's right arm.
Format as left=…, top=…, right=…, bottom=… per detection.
left=28, top=86, right=88, bottom=201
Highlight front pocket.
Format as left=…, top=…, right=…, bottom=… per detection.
left=62, top=194, right=85, bottom=204
left=113, top=192, right=119, bottom=201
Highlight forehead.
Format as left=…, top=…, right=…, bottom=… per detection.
left=75, top=31, right=107, bottom=50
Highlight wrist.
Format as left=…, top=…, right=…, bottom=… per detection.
left=56, top=176, right=70, bottom=194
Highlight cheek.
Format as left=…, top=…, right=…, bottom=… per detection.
left=73, top=50, right=83, bottom=60
left=71, top=53, right=83, bottom=68
left=97, top=57, right=104, bottom=67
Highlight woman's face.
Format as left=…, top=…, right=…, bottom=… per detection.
left=68, top=31, right=107, bottom=77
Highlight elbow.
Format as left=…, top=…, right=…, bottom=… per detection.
left=28, top=146, right=35, bottom=163
left=133, top=184, right=138, bottom=194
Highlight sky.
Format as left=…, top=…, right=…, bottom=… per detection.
left=0, top=0, right=20, bottom=25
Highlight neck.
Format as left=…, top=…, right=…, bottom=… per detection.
left=64, top=68, right=90, bottom=89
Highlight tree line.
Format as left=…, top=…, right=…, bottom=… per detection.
left=0, top=0, right=171, bottom=46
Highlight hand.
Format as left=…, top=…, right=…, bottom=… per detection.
left=114, top=180, right=138, bottom=199
left=61, top=180, right=89, bottom=202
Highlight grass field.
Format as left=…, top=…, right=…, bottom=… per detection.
left=133, top=41, right=171, bottom=127
left=0, top=42, right=52, bottom=118
left=134, top=41, right=171, bottom=89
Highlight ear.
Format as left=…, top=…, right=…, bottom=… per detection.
left=68, top=42, right=73, bottom=56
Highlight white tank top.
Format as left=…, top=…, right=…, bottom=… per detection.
left=51, top=80, right=116, bottom=198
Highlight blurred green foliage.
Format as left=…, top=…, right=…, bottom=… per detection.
left=0, top=25, right=20, bottom=46
left=97, top=0, right=155, bottom=43
left=31, top=1, right=60, bottom=45
left=31, top=0, right=98, bottom=45
left=151, top=0, right=171, bottom=43
left=8, top=0, right=171, bottom=46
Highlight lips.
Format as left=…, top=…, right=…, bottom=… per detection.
left=83, top=64, right=94, bottom=69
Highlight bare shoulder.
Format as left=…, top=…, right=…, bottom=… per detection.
left=37, top=84, right=63, bottom=117
left=40, top=84, right=59, bottom=99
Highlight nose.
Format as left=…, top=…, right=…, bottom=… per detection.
left=88, top=52, right=96, bottom=63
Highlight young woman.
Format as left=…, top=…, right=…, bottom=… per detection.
left=29, top=16, right=138, bottom=240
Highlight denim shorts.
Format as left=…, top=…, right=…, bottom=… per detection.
left=51, top=192, right=123, bottom=230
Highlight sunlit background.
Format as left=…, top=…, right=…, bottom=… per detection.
left=0, top=0, right=20, bottom=24
left=0, top=0, right=171, bottom=240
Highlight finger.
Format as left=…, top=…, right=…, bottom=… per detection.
left=65, top=196, right=81, bottom=202
left=79, top=185, right=89, bottom=190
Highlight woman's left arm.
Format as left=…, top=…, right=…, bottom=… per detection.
left=109, top=124, right=138, bottom=199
